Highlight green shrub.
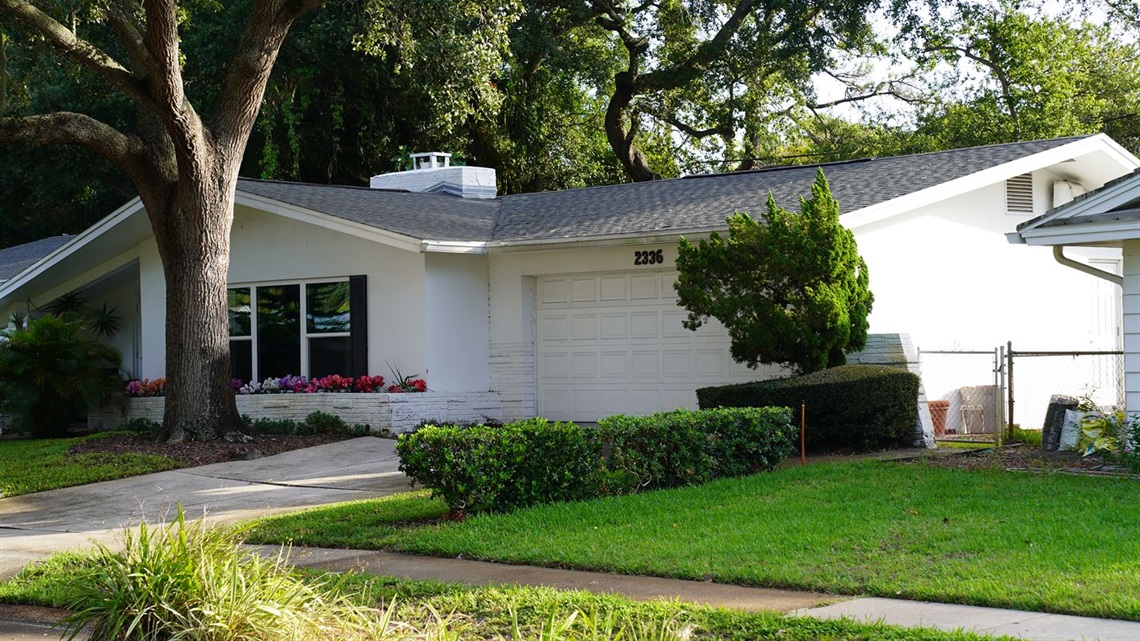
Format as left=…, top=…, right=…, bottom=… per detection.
left=62, top=507, right=377, bottom=641
left=119, top=417, right=163, bottom=439
left=397, top=418, right=600, bottom=518
left=697, top=365, right=918, bottom=452
left=398, top=408, right=796, bottom=516
left=0, top=314, right=125, bottom=438
left=244, top=412, right=369, bottom=437
left=595, top=408, right=796, bottom=494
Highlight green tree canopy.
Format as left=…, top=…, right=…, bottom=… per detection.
left=675, top=169, right=873, bottom=374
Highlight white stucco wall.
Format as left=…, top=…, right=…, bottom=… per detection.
left=1124, top=239, right=1140, bottom=414
left=852, top=180, right=1122, bottom=354
left=425, top=253, right=490, bottom=391
left=137, top=206, right=432, bottom=383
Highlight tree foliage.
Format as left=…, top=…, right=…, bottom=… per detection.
left=675, top=170, right=872, bottom=374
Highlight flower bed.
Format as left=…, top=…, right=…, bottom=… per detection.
left=126, top=373, right=428, bottom=397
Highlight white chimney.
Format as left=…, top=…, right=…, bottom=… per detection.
left=370, top=151, right=497, bottom=199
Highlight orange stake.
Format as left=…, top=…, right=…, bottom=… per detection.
left=800, top=402, right=806, bottom=465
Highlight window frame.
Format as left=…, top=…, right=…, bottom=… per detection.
left=228, top=277, right=352, bottom=382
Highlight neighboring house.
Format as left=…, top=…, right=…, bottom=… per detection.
left=1011, top=169, right=1140, bottom=416
left=0, top=134, right=1135, bottom=427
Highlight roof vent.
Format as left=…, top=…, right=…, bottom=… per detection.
left=411, top=152, right=451, bottom=170
left=1006, top=173, right=1034, bottom=214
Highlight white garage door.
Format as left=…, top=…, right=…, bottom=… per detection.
left=536, top=271, right=766, bottom=421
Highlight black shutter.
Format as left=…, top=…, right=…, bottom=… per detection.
left=349, top=275, right=368, bottom=377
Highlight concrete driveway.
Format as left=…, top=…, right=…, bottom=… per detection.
left=0, top=437, right=411, bottom=579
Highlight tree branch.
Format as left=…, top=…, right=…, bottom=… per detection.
left=0, top=112, right=141, bottom=173
left=0, top=0, right=148, bottom=103
left=640, top=0, right=755, bottom=91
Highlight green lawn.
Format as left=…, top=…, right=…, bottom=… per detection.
left=248, top=460, right=1140, bottom=621
left=0, top=433, right=181, bottom=497
left=0, top=551, right=1013, bottom=640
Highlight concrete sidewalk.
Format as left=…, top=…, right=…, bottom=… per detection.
left=3, top=438, right=1138, bottom=640
left=268, top=546, right=1140, bottom=641
left=0, top=437, right=410, bottom=579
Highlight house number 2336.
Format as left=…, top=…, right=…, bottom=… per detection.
left=634, top=249, right=665, bottom=266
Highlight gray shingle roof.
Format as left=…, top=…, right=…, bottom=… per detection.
left=237, top=179, right=499, bottom=242
left=0, top=235, right=72, bottom=282
left=492, top=136, right=1090, bottom=242
left=236, top=136, right=1089, bottom=244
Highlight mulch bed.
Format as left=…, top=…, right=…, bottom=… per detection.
left=909, top=443, right=1137, bottom=477
left=69, top=432, right=356, bottom=468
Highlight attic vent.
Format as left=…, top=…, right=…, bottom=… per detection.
left=1006, top=174, right=1034, bottom=214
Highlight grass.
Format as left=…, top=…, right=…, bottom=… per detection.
left=0, top=432, right=181, bottom=498
left=0, top=550, right=1014, bottom=640
left=933, top=440, right=993, bottom=449
left=248, top=460, right=1140, bottom=621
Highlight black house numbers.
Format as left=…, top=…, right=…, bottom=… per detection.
left=634, top=249, right=665, bottom=266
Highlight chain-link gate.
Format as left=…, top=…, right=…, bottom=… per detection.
left=919, top=348, right=1006, bottom=444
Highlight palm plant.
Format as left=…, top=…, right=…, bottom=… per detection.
left=0, top=313, right=124, bottom=438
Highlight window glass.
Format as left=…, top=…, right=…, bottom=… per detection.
left=230, top=340, right=252, bottom=383
left=309, top=336, right=351, bottom=379
left=228, top=288, right=251, bottom=337
left=306, top=282, right=350, bottom=334
left=257, top=285, right=301, bottom=378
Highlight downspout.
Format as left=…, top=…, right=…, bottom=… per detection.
left=1052, top=246, right=1123, bottom=286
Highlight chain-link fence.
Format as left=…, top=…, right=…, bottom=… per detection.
left=1007, top=348, right=1124, bottom=432
left=919, top=349, right=1004, bottom=442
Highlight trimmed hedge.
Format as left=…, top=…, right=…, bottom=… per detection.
left=697, top=365, right=918, bottom=452
left=596, top=407, right=796, bottom=493
left=396, top=418, right=601, bottom=517
left=396, top=408, right=796, bottom=517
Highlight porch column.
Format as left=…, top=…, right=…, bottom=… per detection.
left=1125, top=239, right=1139, bottom=415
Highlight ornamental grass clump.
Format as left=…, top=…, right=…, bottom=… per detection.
left=62, top=507, right=380, bottom=641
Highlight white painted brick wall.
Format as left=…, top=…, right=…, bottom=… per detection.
left=89, top=392, right=503, bottom=434
left=490, top=342, right=536, bottom=421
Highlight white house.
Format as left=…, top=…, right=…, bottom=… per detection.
left=1010, top=168, right=1140, bottom=416
left=0, top=135, right=1135, bottom=432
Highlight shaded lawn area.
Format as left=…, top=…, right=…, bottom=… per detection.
left=248, top=460, right=1140, bottom=621
left=0, top=433, right=180, bottom=498
left=0, top=551, right=1013, bottom=640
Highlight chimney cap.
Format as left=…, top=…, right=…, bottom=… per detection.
left=410, top=152, right=451, bottom=170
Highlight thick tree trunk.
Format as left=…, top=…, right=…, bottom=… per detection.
left=141, top=168, right=243, bottom=442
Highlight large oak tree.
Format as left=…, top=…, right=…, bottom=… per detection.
left=0, top=0, right=327, bottom=440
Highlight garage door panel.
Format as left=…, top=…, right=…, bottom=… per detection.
left=600, top=275, right=627, bottom=300
left=663, top=350, right=691, bottom=377
left=540, top=351, right=569, bottom=378
left=571, top=314, right=597, bottom=340
left=571, top=278, right=598, bottom=302
left=631, top=312, right=659, bottom=338
left=540, top=278, right=569, bottom=304
left=662, top=310, right=690, bottom=337
left=600, top=351, right=628, bottom=377
left=631, top=351, right=659, bottom=377
left=542, top=389, right=571, bottom=416
left=540, top=314, right=569, bottom=341
left=696, top=349, right=725, bottom=376
left=571, top=352, right=597, bottom=378
left=600, top=313, right=628, bottom=339
left=572, top=390, right=600, bottom=418
left=630, top=274, right=659, bottom=299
